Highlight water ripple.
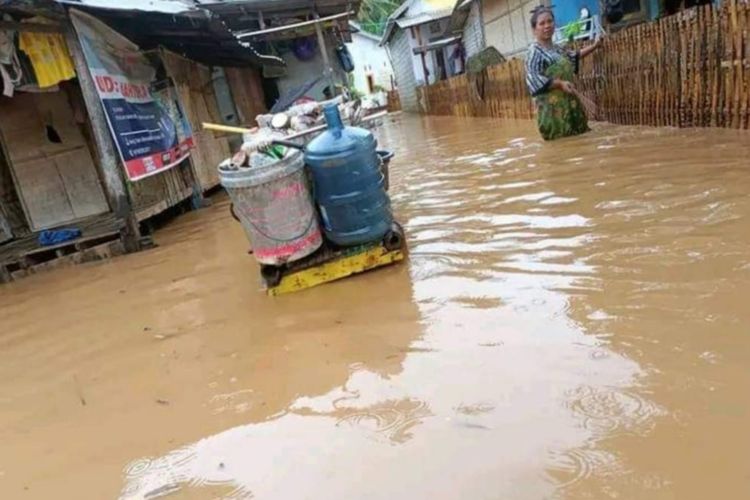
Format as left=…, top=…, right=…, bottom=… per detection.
left=565, top=386, right=666, bottom=437
left=335, top=399, right=431, bottom=444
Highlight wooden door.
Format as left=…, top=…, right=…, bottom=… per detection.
left=0, top=89, right=109, bottom=230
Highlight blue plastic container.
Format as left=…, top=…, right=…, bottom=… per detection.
left=305, top=104, right=392, bottom=246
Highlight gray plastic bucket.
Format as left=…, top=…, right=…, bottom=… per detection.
left=219, top=150, right=322, bottom=265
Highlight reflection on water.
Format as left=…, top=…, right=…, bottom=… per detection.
left=1, top=115, right=749, bottom=499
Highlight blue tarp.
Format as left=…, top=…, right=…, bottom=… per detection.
left=38, top=228, right=82, bottom=247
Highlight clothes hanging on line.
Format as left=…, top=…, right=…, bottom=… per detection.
left=18, top=31, right=75, bottom=88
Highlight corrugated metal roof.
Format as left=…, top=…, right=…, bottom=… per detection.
left=412, top=34, right=460, bottom=54
left=196, top=0, right=360, bottom=19
left=380, top=0, right=454, bottom=46
left=57, top=0, right=198, bottom=14
left=66, top=4, right=283, bottom=67
left=396, top=9, right=451, bottom=29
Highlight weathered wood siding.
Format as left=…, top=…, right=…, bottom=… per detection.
left=162, top=50, right=232, bottom=192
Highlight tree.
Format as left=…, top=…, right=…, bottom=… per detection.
left=357, top=0, right=404, bottom=36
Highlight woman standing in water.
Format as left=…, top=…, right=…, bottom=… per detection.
left=525, top=6, right=602, bottom=140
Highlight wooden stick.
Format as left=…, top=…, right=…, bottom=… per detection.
left=235, top=11, right=354, bottom=39
left=201, top=110, right=388, bottom=138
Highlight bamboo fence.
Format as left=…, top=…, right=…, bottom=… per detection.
left=417, top=1, right=750, bottom=129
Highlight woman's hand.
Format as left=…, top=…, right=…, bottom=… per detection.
left=553, top=79, right=576, bottom=94
left=594, top=33, right=606, bottom=49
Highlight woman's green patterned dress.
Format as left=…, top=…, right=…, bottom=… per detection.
left=525, top=43, right=589, bottom=141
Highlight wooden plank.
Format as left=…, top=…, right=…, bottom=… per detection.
left=10, top=239, right=125, bottom=282
left=0, top=212, right=11, bottom=244
left=65, top=27, right=140, bottom=252
left=24, top=231, right=119, bottom=258
left=225, top=67, right=267, bottom=126
left=162, top=50, right=230, bottom=193
left=55, top=147, right=110, bottom=219
left=10, top=157, right=76, bottom=231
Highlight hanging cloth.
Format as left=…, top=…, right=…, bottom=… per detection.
left=0, top=29, right=14, bottom=64
left=0, top=27, right=24, bottom=97
left=18, top=31, right=75, bottom=88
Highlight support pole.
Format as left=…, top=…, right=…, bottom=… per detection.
left=65, top=27, right=141, bottom=252
left=313, top=11, right=337, bottom=95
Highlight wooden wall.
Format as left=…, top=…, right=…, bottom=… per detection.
left=128, top=161, right=195, bottom=222
left=0, top=141, right=25, bottom=239
left=0, top=89, right=110, bottom=231
left=162, top=50, right=232, bottom=192
left=66, top=77, right=195, bottom=224
left=225, top=67, right=267, bottom=127
left=418, top=1, right=750, bottom=130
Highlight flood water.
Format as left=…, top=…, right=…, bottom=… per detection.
left=1, top=115, right=749, bottom=499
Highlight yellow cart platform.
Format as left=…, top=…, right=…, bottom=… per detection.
left=260, top=223, right=406, bottom=296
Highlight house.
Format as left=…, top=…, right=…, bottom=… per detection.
left=480, top=0, right=715, bottom=56
left=446, top=0, right=671, bottom=62
left=380, top=0, right=460, bottom=111
left=2, top=0, right=389, bottom=282
left=448, top=0, right=485, bottom=58
left=347, top=22, right=394, bottom=108
left=201, top=0, right=363, bottom=111
left=0, top=0, right=274, bottom=281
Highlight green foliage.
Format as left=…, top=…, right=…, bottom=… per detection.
left=562, top=20, right=584, bottom=41
left=357, top=0, right=404, bottom=36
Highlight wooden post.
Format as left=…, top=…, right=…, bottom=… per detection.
left=313, top=11, right=337, bottom=95
left=64, top=27, right=141, bottom=252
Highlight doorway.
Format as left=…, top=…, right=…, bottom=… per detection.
left=0, top=86, right=109, bottom=231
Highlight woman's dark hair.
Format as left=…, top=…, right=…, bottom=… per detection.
left=530, top=5, right=555, bottom=28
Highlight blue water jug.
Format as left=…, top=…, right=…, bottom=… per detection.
left=305, top=104, right=393, bottom=247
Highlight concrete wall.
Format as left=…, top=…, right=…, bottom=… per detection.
left=482, top=0, right=538, bottom=58
left=276, top=35, right=347, bottom=102
left=388, top=27, right=419, bottom=111
left=347, top=32, right=394, bottom=95
left=463, top=0, right=485, bottom=57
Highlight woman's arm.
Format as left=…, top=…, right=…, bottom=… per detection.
left=579, top=35, right=603, bottom=59
left=525, top=47, right=552, bottom=96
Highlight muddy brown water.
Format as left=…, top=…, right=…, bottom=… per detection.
left=1, top=115, right=749, bottom=499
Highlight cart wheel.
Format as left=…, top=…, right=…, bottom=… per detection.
left=261, top=265, right=283, bottom=288
left=230, top=203, right=240, bottom=222
left=383, top=222, right=405, bottom=251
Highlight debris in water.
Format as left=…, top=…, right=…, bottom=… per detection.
left=73, top=375, right=86, bottom=406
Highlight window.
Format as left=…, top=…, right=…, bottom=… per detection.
left=366, top=74, right=375, bottom=94
left=429, top=21, right=442, bottom=34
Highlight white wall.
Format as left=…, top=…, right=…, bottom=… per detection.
left=482, top=0, right=538, bottom=58
left=463, top=0, right=484, bottom=58
left=276, top=35, right=347, bottom=102
left=347, top=32, right=394, bottom=96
